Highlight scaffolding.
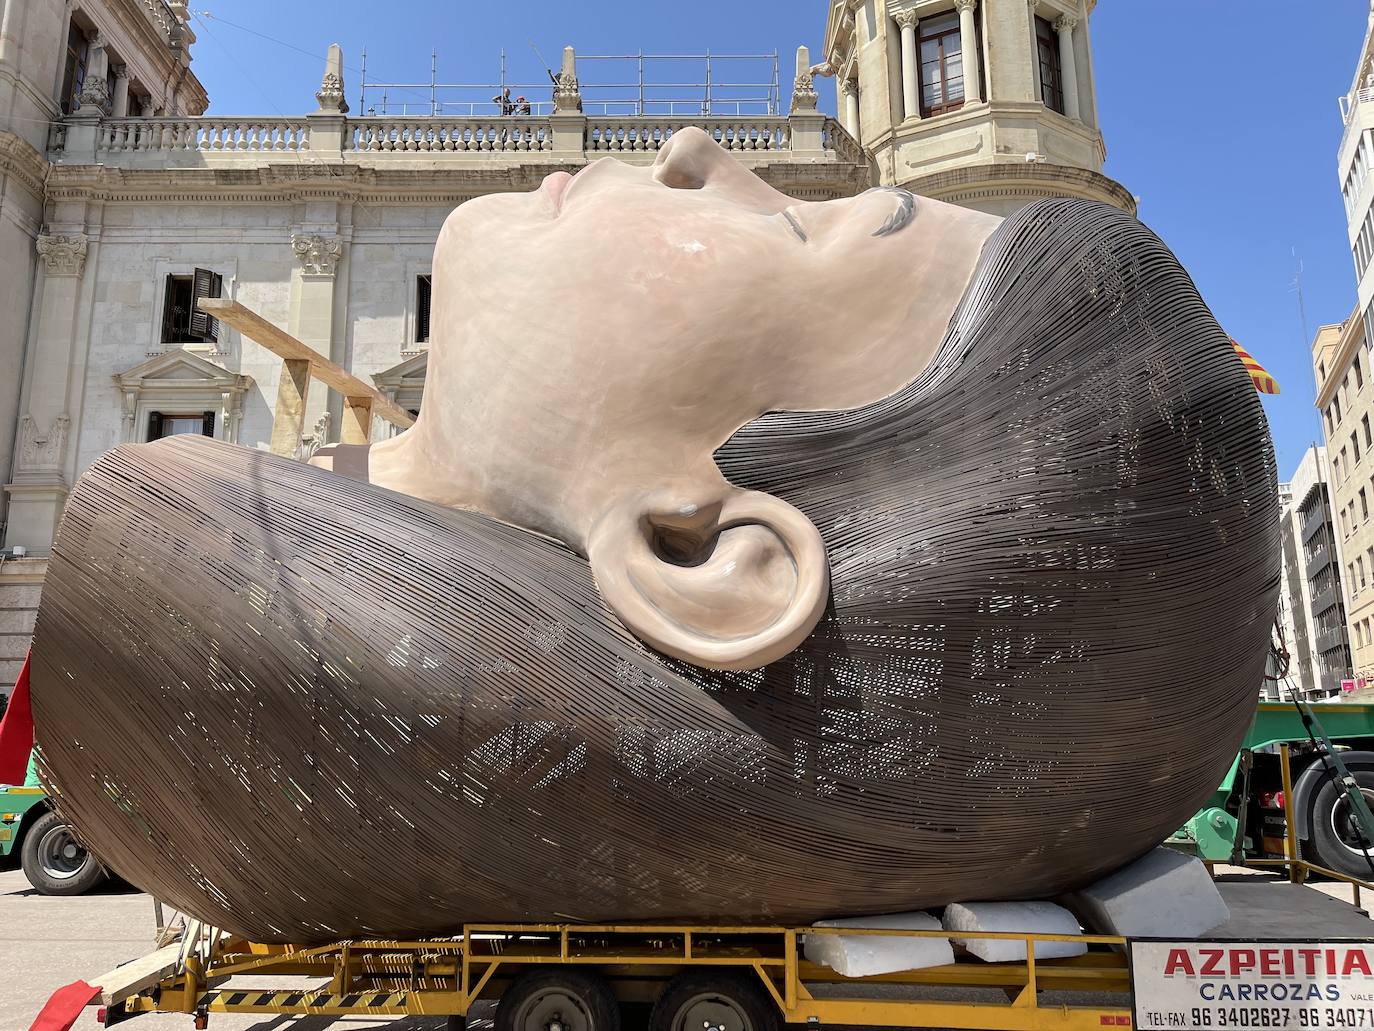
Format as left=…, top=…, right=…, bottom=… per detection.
left=357, top=49, right=783, bottom=118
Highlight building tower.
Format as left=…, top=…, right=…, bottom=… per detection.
left=820, top=0, right=1133, bottom=215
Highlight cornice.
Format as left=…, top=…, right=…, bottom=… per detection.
left=905, top=161, right=1136, bottom=214
left=0, top=130, right=50, bottom=200
left=42, top=158, right=873, bottom=206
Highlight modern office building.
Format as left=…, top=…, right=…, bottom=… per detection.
left=1289, top=446, right=1352, bottom=699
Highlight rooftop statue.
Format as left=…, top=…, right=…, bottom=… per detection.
left=30, top=128, right=1278, bottom=943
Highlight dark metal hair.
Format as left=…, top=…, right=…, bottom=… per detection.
left=30, top=199, right=1277, bottom=944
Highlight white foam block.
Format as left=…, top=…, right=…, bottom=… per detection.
left=942, top=901, right=1087, bottom=962
left=1062, top=847, right=1229, bottom=939
left=804, top=912, right=954, bottom=977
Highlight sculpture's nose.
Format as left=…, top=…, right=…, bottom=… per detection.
left=653, top=126, right=789, bottom=212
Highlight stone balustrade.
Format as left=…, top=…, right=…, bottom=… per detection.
left=585, top=117, right=791, bottom=153
left=97, top=118, right=312, bottom=154
left=351, top=118, right=552, bottom=153
left=50, top=112, right=859, bottom=170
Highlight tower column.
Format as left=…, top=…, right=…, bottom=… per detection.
left=841, top=77, right=860, bottom=140
left=893, top=10, right=920, bottom=121
left=956, top=0, right=981, bottom=104
left=1056, top=14, right=1081, bottom=120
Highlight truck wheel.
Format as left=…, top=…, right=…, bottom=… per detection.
left=20, top=810, right=107, bottom=895
left=495, top=968, right=620, bottom=1031
left=1308, top=767, right=1374, bottom=880
left=648, top=971, right=780, bottom=1031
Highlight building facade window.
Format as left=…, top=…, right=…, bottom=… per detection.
left=146, top=411, right=216, bottom=442
left=919, top=12, right=966, bottom=117
left=1034, top=16, right=1064, bottom=115
left=59, top=21, right=90, bottom=115
left=161, top=269, right=223, bottom=345
left=415, top=274, right=432, bottom=345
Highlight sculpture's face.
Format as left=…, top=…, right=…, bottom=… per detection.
left=364, top=127, right=1000, bottom=672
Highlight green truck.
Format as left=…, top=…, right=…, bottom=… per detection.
left=0, top=748, right=107, bottom=895
left=1172, top=699, right=1374, bottom=877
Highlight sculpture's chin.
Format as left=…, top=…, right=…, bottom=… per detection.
left=29, top=199, right=1278, bottom=945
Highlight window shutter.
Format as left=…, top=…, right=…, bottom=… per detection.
left=147, top=411, right=163, bottom=441
left=189, top=268, right=216, bottom=339
left=202, top=411, right=216, bottom=438
left=161, top=277, right=179, bottom=343
left=416, top=275, right=432, bottom=344
left=206, top=272, right=223, bottom=342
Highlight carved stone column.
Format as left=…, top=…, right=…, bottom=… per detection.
left=841, top=78, right=861, bottom=141
left=110, top=64, right=130, bottom=118
left=1056, top=14, right=1081, bottom=119
left=3, top=233, right=90, bottom=552
left=288, top=231, right=345, bottom=448
left=75, top=33, right=110, bottom=116
left=892, top=9, right=921, bottom=121
left=956, top=0, right=982, bottom=104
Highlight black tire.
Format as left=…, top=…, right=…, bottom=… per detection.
left=1307, top=766, right=1374, bottom=881
left=20, top=810, right=107, bottom=895
left=648, top=971, right=780, bottom=1031
left=495, top=967, right=620, bottom=1031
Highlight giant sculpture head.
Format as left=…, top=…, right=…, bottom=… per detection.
left=31, top=128, right=1279, bottom=942
left=353, top=127, right=1000, bottom=669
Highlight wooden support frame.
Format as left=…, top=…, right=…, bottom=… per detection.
left=197, top=298, right=415, bottom=457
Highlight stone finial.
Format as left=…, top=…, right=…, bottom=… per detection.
left=553, top=45, right=581, bottom=113
left=36, top=233, right=88, bottom=277
left=790, top=45, right=819, bottom=113
left=316, top=42, right=349, bottom=114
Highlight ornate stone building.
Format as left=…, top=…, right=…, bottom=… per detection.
left=0, top=0, right=1128, bottom=687
left=822, top=0, right=1131, bottom=214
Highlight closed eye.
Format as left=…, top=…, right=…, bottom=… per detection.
left=870, top=187, right=917, bottom=238
left=781, top=210, right=809, bottom=243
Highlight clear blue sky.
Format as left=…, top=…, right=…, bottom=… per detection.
left=186, top=1, right=1369, bottom=480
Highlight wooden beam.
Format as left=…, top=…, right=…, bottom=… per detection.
left=270, top=358, right=310, bottom=458
left=341, top=396, right=374, bottom=445
left=198, top=298, right=416, bottom=430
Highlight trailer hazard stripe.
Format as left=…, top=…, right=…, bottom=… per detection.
left=203, top=990, right=410, bottom=1012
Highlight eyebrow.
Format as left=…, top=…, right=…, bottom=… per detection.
left=870, top=187, right=917, bottom=238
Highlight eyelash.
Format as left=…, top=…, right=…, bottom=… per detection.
left=871, top=188, right=916, bottom=238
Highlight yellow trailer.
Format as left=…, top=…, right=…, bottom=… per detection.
left=97, top=921, right=1134, bottom=1031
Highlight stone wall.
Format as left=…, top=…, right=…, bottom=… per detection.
left=0, top=558, right=44, bottom=691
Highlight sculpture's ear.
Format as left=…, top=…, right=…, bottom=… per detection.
left=587, top=488, right=829, bottom=671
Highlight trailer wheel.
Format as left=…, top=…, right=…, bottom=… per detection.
left=1308, top=766, right=1374, bottom=880
left=495, top=967, right=620, bottom=1031
left=648, top=971, right=780, bottom=1031
left=20, top=810, right=107, bottom=896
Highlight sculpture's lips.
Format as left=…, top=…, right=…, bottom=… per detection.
left=539, top=171, right=574, bottom=213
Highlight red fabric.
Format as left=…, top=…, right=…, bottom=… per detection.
left=0, top=653, right=33, bottom=785
left=29, top=980, right=102, bottom=1031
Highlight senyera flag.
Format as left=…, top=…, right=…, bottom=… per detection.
left=1232, top=339, right=1280, bottom=395
left=0, top=651, right=32, bottom=785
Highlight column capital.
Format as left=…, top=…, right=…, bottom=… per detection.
left=36, top=233, right=88, bottom=277
left=892, top=8, right=920, bottom=30
left=16, top=413, right=71, bottom=475
left=292, top=233, right=344, bottom=277
left=840, top=78, right=859, bottom=98
left=1055, top=13, right=1079, bottom=33
left=954, top=0, right=978, bottom=12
